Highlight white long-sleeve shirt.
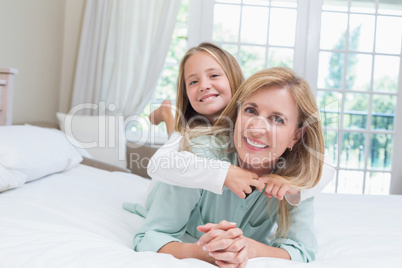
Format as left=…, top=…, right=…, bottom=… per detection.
left=147, top=132, right=336, bottom=206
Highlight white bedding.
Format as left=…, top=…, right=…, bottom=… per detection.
left=0, top=164, right=401, bottom=268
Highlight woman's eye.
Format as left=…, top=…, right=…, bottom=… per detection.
left=245, top=107, right=256, bottom=114
left=273, top=116, right=284, bottom=124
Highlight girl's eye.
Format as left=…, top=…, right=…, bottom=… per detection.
left=189, top=80, right=198, bottom=86
left=245, top=107, right=256, bottom=115
left=211, top=74, right=219, bottom=78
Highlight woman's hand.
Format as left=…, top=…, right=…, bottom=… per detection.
left=197, top=221, right=249, bottom=267
left=259, top=174, right=299, bottom=200
left=224, top=165, right=265, bottom=199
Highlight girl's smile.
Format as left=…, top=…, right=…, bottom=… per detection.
left=199, top=93, right=219, bottom=102
left=184, top=52, right=232, bottom=123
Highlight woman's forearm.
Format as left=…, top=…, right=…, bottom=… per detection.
left=158, top=241, right=215, bottom=264
left=246, top=238, right=291, bottom=260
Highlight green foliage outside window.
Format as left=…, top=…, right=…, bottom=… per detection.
left=320, top=23, right=396, bottom=171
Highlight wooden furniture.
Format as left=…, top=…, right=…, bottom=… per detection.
left=0, top=67, right=18, bottom=126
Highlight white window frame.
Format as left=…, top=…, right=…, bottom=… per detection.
left=303, top=0, right=402, bottom=195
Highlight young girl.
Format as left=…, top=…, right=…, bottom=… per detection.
left=134, top=67, right=324, bottom=265
left=146, top=42, right=333, bottom=204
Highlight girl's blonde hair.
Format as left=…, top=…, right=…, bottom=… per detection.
left=190, top=67, right=325, bottom=237
left=174, top=42, right=244, bottom=133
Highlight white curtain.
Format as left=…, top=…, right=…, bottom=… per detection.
left=71, top=0, right=180, bottom=116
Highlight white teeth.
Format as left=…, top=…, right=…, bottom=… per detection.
left=245, top=137, right=268, bottom=149
left=201, top=95, right=216, bottom=102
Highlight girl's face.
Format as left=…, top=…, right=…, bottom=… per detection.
left=184, top=52, right=232, bottom=123
left=233, top=86, right=302, bottom=172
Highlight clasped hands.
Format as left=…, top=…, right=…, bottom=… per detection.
left=197, top=220, right=248, bottom=268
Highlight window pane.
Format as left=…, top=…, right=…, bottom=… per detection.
left=316, top=90, right=342, bottom=128
left=322, top=0, right=348, bottom=12
left=154, top=65, right=178, bottom=101
left=271, top=0, right=297, bottom=8
left=269, top=8, right=296, bottom=46
left=343, top=93, right=369, bottom=129
left=221, top=44, right=238, bottom=59
left=323, top=173, right=337, bottom=193
left=267, top=47, right=294, bottom=68
left=368, top=134, right=393, bottom=170
left=213, top=4, right=240, bottom=42
left=323, top=130, right=339, bottom=166
left=379, top=0, right=402, bottom=15
left=318, top=52, right=345, bottom=89
left=240, top=6, right=269, bottom=44
left=340, top=132, right=366, bottom=169
left=243, top=0, right=269, bottom=6
left=176, top=0, right=189, bottom=23
left=346, top=54, right=372, bottom=91
left=371, top=94, right=396, bottom=131
left=349, top=14, right=375, bottom=53
left=376, top=16, right=402, bottom=54
left=216, top=0, right=240, bottom=4
left=240, top=45, right=266, bottom=78
left=338, top=170, right=364, bottom=194
left=165, top=27, right=187, bottom=64
left=364, top=172, right=390, bottom=195
left=373, top=55, right=399, bottom=93
left=351, top=0, right=375, bottom=14
left=320, top=12, right=348, bottom=50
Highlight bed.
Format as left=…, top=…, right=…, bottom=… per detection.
left=0, top=161, right=401, bottom=268
left=1, top=125, right=402, bottom=268
left=1, top=67, right=402, bottom=267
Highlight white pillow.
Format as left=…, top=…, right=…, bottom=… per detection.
left=56, top=113, right=127, bottom=169
left=0, top=164, right=26, bottom=192
left=0, top=125, right=83, bottom=182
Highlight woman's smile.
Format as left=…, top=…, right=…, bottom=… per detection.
left=244, top=137, right=269, bottom=150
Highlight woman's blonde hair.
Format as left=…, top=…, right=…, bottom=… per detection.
left=174, top=42, right=244, bottom=133
left=198, top=67, right=325, bottom=237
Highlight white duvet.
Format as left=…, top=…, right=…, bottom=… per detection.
left=0, top=164, right=401, bottom=268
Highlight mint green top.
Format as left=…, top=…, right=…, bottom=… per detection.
left=131, top=136, right=317, bottom=262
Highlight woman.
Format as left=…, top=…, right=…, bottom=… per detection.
left=133, top=67, right=325, bottom=267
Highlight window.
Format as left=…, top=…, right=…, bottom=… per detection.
left=313, top=0, right=402, bottom=195
left=203, top=0, right=299, bottom=77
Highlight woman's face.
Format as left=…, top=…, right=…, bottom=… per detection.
left=233, top=86, right=302, bottom=170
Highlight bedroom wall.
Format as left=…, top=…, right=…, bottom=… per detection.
left=0, top=0, right=85, bottom=124
left=59, top=0, right=86, bottom=115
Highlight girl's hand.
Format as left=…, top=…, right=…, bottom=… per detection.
left=224, top=165, right=265, bottom=199
left=148, top=99, right=173, bottom=125
left=197, top=221, right=249, bottom=267
left=259, top=174, right=299, bottom=201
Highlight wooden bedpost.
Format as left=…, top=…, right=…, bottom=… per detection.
left=0, top=68, right=18, bottom=126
